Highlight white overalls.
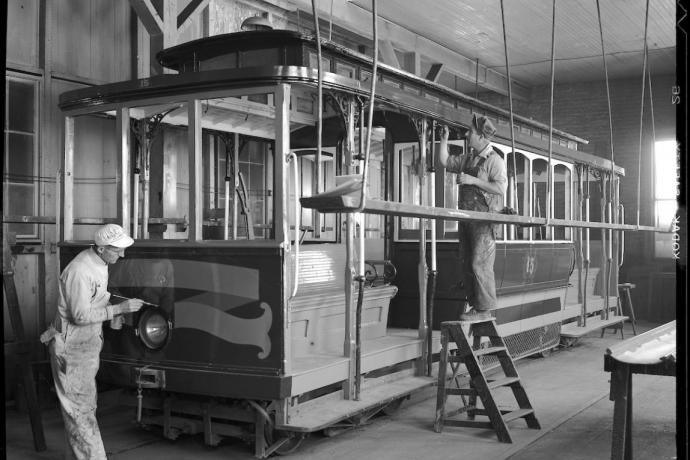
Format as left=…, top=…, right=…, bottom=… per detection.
left=41, top=247, right=118, bottom=460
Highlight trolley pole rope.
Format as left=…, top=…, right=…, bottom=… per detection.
left=546, top=0, right=557, bottom=229
left=596, top=0, right=616, bottom=318
left=636, top=0, right=651, bottom=227
left=499, top=0, right=519, bottom=216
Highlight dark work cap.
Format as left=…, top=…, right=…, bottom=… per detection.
left=471, top=114, right=497, bottom=139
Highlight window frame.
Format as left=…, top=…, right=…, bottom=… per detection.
left=4, top=71, right=41, bottom=240
left=652, top=139, right=678, bottom=259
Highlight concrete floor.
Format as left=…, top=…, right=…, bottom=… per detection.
left=5, top=320, right=678, bottom=460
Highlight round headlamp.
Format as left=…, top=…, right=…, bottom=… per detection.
left=135, top=306, right=172, bottom=350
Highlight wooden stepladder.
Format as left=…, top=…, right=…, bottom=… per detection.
left=434, top=320, right=540, bottom=443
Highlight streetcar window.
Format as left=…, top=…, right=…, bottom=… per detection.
left=553, top=163, right=572, bottom=240
left=290, top=149, right=336, bottom=241
left=127, top=101, right=191, bottom=240
left=531, top=158, right=551, bottom=240
left=654, top=139, right=678, bottom=257
left=356, top=128, right=386, bottom=241
left=69, top=111, right=122, bottom=241
left=440, top=141, right=464, bottom=239
left=194, top=93, right=277, bottom=241
left=398, top=143, right=422, bottom=234
left=505, top=151, right=529, bottom=241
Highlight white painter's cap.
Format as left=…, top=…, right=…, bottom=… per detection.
left=94, top=224, right=134, bottom=248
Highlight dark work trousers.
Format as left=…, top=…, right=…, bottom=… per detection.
left=458, top=222, right=497, bottom=312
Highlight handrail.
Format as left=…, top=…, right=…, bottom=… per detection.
left=287, top=152, right=301, bottom=299
left=618, top=203, right=626, bottom=268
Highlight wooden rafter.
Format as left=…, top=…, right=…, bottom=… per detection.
left=129, top=0, right=164, bottom=36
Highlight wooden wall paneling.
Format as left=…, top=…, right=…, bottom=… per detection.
left=91, top=0, right=115, bottom=81
left=72, top=115, right=118, bottom=240
left=52, top=0, right=92, bottom=78
left=6, top=0, right=40, bottom=69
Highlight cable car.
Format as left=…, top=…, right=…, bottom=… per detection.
left=57, top=29, right=648, bottom=457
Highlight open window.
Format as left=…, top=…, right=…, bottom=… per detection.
left=653, top=139, right=678, bottom=257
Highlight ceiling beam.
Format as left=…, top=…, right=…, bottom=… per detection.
left=129, top=0, right=164, bottom=36
left=275, top=0, right=529, bottom=100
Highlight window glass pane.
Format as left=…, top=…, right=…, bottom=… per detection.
left=7, top=133, right=34, bottom=180
left=506, top=151, right=529, bottom=240
left=532, top=158, right=550, bottom=240
left=655, top=199, right=677, bottom=230
left=654, top=140, right=677, bottom=200
left=4, top=76, right=38, bottom=238
left=553, top=164, right=572, bottom=240
left=364, top=139, right=385, bottom=240
left=399, top=144, right=421, bottom=231
left=441, top=141, right=463, bottom=237
left=8, top=79, right=35, bottom=133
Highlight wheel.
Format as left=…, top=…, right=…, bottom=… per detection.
left=264, top=427, right=307, bottom=456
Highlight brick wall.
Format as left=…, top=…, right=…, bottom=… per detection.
left=480, top=75, right=677, bottom=322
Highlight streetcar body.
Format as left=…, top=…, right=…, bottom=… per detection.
left=57, top=30, right=621, bottom=456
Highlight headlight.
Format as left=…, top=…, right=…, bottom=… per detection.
left=135, top=307, right=172, bottom=350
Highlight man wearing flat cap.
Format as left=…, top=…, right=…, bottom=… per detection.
left=40, top=224, right=144, bottom=459
left=438, top=115, right=507, bottom=321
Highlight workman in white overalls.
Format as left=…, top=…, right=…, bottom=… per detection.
left=40, top=224, right=144, bottom=459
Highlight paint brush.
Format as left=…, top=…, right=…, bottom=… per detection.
left=110, top=294, right=159, bottom=307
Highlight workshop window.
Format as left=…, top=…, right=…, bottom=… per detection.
left=4, top=75, right=39, bottom=239
left=653, top=140, right=678, bottom=258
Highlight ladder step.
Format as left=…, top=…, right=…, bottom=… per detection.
left=502, top=408, right=535, bottom=423
left=446, top=405, right=476, bottom=418
left=487, top=376, right=521, bottom=389
left=443, top=419, right=494, bottom=430
left=446, top=388, right=476, bottom=397
left=472, top=346, right=506, bottom=357
left=472, top=408, right=535, bottom=423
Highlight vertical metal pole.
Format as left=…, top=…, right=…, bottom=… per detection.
left=63, top=117, right=74, bottom=240
left=417, top=119, right=428, bottom=375
left=233, top=133, right=240, bottom=240
left=117, top=107, right=131, bottom=233
left=343, top=99, right=357, bottom=400
left=275, top=84, right=292, bottom=378
left=427, top=120, right=438, bottom=377
left=142, top=129, right=150, bottom=239
left=188, top=99, right=203, bottom=241
left=311, top=0, right=323, bottom=239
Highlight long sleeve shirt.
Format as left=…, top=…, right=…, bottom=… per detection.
left=445, top=145, right=507, bottom=213
left=57, top=247, right=116, bottom=326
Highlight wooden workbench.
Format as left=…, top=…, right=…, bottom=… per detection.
left=603, top=321, right=676, bottom=460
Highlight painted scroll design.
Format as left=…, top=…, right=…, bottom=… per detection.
left=175, top=301, right=273, bottom=359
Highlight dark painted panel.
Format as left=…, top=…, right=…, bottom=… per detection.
left=494, top=297, right=561, bottom=325
left=60, top=244, right=285, bottom=374
left=389, top=241, right=573, bottom=329
left=98, top=361, right=291, bottom=400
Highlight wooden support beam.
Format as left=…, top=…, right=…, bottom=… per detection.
left=425, top=63, right=444, bottom=83
left=129, top=0, right=164, bottom=36
left=377, top=39, right=401, bottom=68
left=286, top=0, right=530, bottom=99
left=177, top=0, right=210, bottom=32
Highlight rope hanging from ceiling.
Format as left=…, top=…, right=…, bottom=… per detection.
left=636, top=0, right=651, bottom=227
left=499, top=0, right=519, bottom=216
